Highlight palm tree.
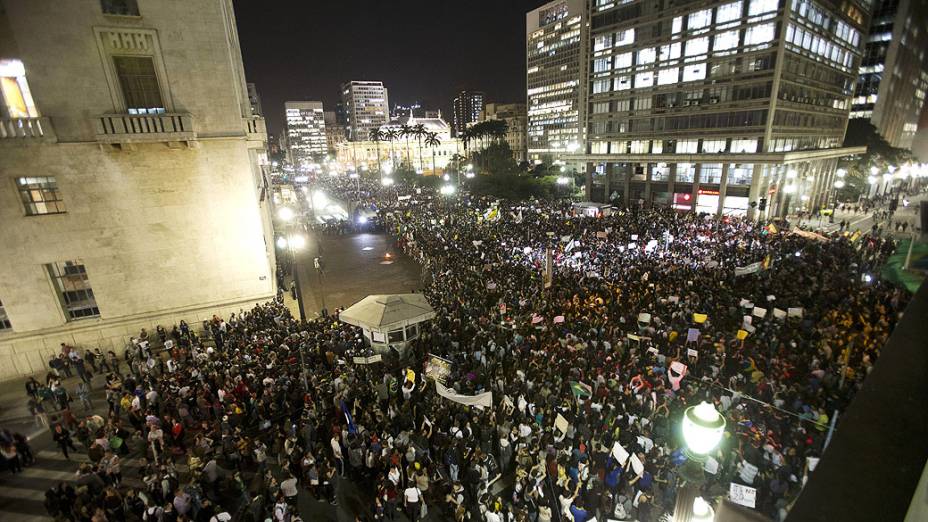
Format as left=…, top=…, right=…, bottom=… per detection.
left=368, top=128, right=384, bottom=174
left=413, top=123, right=427, bottom=173
left=399, top=124, right=413, bottom=168
left=424, top=131, right=441, bottom=176
left=384, top=128, right=399, bottom=169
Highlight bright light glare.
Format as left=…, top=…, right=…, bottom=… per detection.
left=276, top=237, right=287, bottom=249
left=465, top=172, right=475, bottom=179
left=692, top=497, right=715, bottom=522
left=836, top=169, right=846, bottom=178
left=289, top=235, right=306, bottom=250
left=440, top=184, right=456, bottom=195
left=312, top=191, right=329, bottom=209
left=783, top=184, right=797, bottom=194
left=681, top=402, right=725, bottom=455
left=794, top=251, right=801, bottom=257
left=357, top=216, right=368, bottom=224
left=834, top=180, right=845, bottom=189
left=443, top=174, right=450, bottom=181
left=556, top=176, right=570, bottom=185
left=278, top=207, right=294, bottom=221
left=863, top=273, right=873, bottom=283
left=349, top=173, right=359, bottom=179
left=381, top=177, right=394, bottom=187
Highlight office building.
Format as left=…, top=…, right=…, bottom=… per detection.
left=526, top=0, right=586, bottom=165
left=285, top=101, right=327, bottom=165
left=247, top=82, right=263, bottom=116
left=324, top=110, right=347, bottom=154
left=452, top=90, right=485, bottom=137
left=341, top=80, right=389, bottom=141
left=479, top=102, right=528, bottom=162
left=851, top=0, right=928, bottom=149
left=577, top=0, right=869, bottom=218
left=0, top=0, right=275, bottom=380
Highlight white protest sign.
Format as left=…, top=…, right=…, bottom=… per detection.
left=788, top=307, right=804, bottom=318
left=773, top=308, right=787, bottom=319
left=669, top=295, right=679, bottom=303
left=739, top=298, right=751, bottom=308
left=752, top=306, right=767, bottom=318
left=687, top=348, right=699, bottom=358
left=637, top=312, right=652, bottom=324
left=555, top=414, right=569, bottom=434
left=611, top=441, right=630, bottom=465
left=739, top=460, right=759, bottom=484
left=734, top=262, right=761, bottom=277
left=703, top=456, right=720, bottom=474
left=743, top=315, right=753, bottom=326
left=630, top=453, right=645, bottom=476
left=729, top=483, right=757, bottom=508
left=766, top=295, right=776, bottom=301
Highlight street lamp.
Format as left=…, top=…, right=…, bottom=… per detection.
left=278, top=207, right=294, bottom=221
left=691, top=497, right=715, bottom=522
left=381, top=177, right=394, bottom=187
left=440, top=184, right=456, bottom=196
left=674, top=401, right=726, bottom=522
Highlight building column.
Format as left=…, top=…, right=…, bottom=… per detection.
left=585, top=162, right=594, bottom=200
left=747, top=164, right=764, bottom=221
left=691, top=164, right=702, bottom=214
left=623, top=163, right=632, bottom=207
left=604, top=163, right=612, bottom=204
left=717, top=163, right=729, bottom=217
left=668, top=163, right=677, bottom=198
left=644, top=163, right=653, bottom=206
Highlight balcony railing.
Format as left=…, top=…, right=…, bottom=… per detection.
left=94, top=112, right=195, bottom=144
left=0, top=117, right=57, bottom=142
left=244, top=116, right=267, bottom=143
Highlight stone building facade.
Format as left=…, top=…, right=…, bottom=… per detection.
left=0, top=0, right=276, bottom=380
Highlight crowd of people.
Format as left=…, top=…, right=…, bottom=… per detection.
left=5, top=175, right=912, bottom=522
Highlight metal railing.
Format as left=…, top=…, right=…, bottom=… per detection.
left=94, top=112, right=195, bottom=142
left=0, top=116, right=56, bottom=141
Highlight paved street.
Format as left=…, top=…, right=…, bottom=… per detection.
left=291, top=228, right=423, bottom=318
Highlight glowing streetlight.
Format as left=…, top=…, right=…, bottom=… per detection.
left=440, top=184, right=456, bottom=196
left=868, top=175, right=877, bottom=184
left=349, top=172, right=359, bottom=179
left=276, top=237, right=288, bottom=249
left=836, top=169, right=846, bottom=178
left=381, top=177, right=394, bottom=187
left=674, top=402, right=726, bottom=522
left=289, top=234, right=306, bottom=250
left=691, top=497, right=715, bottom=522
left=783, top=184, right=797, bottom=194
left=786, top=169, right=798, bottom=179
left=465, top=172, right=475, bottom=179
left=834, top=179, right=845, bottom=189
left=556, top=176, right=570, bottom=185
left=443, top=174, right=450, bottom=181
left=278, top=207, right=294, bottom=221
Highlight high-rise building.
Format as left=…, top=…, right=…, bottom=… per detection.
left=285, top=101, right=327, bottom=165
left=323, top=110, right=347, bottom=154
left=247, top=82, right=263, bottom=116
left=341, top=81, right=389, bottom=141
left=480, top=103, right=528, bottom=162
left=851, top=0, right=928, bottom=149
left=526, top=0, right=586, bottom=164
left=577, top=0, right=870, bottom=219
left=0, top=0, right=275, bottom=380
left=452, top=90, right=485, bottom=137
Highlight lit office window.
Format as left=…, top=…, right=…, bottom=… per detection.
left=616, top=76, right=632, bottom=91
left=676, top=140, right=698, bottom=153
left=672, top=17, right=683, bottom=35
left=47, top=260, right=101, bottom=320
left=677, top=163, right=696, bottom=182
left=688, top=9, right=712, bottom=30
left=17, top=176, right=66, bottom=215
left=702, top=139, right=726, bottom=153
left=0, top=299, right=11, bottom=330
left=702, top=164, right=723, bottom=184
left=637, top=48, right=656, bottom=65
left=615, top=52, right=633, bottom=69
left=685, top=37, right=709, bottom=57
left=658, top=67, right=679, bottom=85
left=683, top=63, right=707, bottom=82
left=659, top=43, right=682, bottom=61
left=635, top=71, right=654, bottom=88
left=615, top=29, right=635, bottom=47
left=594, top=34, right=613, bottom=52
left=652, top=163, right=670, bottom=181
left=730, top=139, right=758, bottom=152
left=729, top=163, right=754, bottom=184
left=714, top=30, right=740, bottom=52
left=0, top=59, right=39, bottom=118
left=716, top=1, right=743, bottom=23
left=593, top=102, right=611, bottom=114
left=593, top=79, right=612, bottom=93
left=594, top=57, right=612, bottom=72
left=630, top=140, right=649, bottom=153
left=745, top=23, right=775, bottom=46
left=748, top=0, right=778, bottom=16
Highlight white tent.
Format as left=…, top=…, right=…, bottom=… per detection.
left=339, top=294, right=436, bottom=353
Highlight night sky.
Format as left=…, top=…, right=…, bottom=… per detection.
left=232, top=0, right=549, bottom=136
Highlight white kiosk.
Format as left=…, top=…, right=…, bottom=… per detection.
left=339, top=294, right=436, bottom=355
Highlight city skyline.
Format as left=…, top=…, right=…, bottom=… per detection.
left=233, top=0, right=550, bottom=135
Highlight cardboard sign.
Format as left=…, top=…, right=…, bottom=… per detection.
left=752, top=306, right=767, bottom=318
left=704, top=456, right=720, bottom=475
left=555, top=414, right=569, bottom=434
left=553, top=315, right=565, bottom=324
left=647, top=347, right=659, bottom=355
left=352, top=355, right=382, bottom=365
left=739, top=298, right=752, bottom=308
left=693, top=313, right=708, bottom=324
left=668, top=361, right=687, bottom=391
left=596, top=231, right=608, bottom=239
left=766, top=295, right=776, bottom=301
left=638, top=312, right=652, bottom=324
left=668, top=295, right=679, bottom=303
left=630, top=453, right=645, bottom=476
left=734, top=262, right=761, bottom=277
left=612, top=441, right=630, bottom=465
left=743, top=323, right=757, bottom=334
left=531, top=314, right=544, bottom=324
left=687, top=348, right=699, bottom=358
left=788, top=307, right=804, bottom=318
left=687, top=328, right=700, bottom=343
left=772, top=308, right=787, bottom=319
left=736, top=329, right=749, bottom=340
left=729, top=483, right=757, bottom=508
left=743, top=315, right=753, bottom=326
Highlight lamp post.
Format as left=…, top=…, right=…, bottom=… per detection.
left=673, top=401, right=726, bottom=522
left=349, top=172, right=361, bottom=201
left=275, top=211, right=307, bottom=324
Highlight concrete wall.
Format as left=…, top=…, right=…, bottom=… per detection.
left=0, top=0, right=275, bottom=381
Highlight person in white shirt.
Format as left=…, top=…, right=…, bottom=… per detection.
left=403, top=486, right=421, bottom=521
left=331, top=436, right=344, bottom=476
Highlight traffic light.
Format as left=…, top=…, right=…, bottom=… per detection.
left=758, top=197, right=767, bottom=211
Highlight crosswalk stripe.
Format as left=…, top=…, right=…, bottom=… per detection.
left=20, top=467, right=77, bottom=481
left=36, top=449, right=90, bottom=463
left=0, top=486, right=47, bottom=501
